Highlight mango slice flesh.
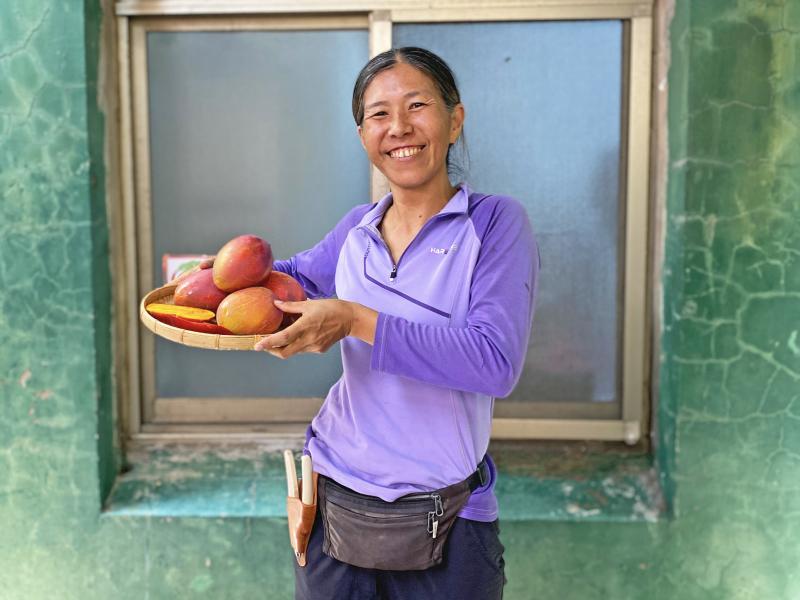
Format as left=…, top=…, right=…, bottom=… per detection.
left=146, top=303, right=215, bottom=322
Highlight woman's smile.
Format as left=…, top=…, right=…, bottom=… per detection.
left=387, top=145, right=426, bottom=159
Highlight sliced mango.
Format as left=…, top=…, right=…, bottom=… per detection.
left=154, top=313, right=232, bottom=334
left=146, top=303, right=215, bottom=322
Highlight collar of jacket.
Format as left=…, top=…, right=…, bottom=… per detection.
left=357, top=181, right=472, bottom=229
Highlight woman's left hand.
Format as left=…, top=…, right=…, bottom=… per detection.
left=253, top=299, right=354, bottom=358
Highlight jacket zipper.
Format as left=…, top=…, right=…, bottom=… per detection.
left=360, top=214, right=447, bottom=281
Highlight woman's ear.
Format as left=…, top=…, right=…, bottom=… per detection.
left=449, top=104, right=465, bottom=144
left=357, top=125, right=366, bottom=150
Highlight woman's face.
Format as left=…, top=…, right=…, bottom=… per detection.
left=358, top=62, right=464, bottom=193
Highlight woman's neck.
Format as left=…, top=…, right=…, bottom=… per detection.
left=385, top=177, right=459, bottom=233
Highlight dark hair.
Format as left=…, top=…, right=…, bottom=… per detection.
left=352, top=47, right=469, bottom=181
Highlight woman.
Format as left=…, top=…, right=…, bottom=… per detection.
left=255, top=47, right=539, bottom=600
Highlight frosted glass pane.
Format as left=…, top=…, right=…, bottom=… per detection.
left=147, top=30, right=369, bottom=397
left=395, top=21, right=623, bottom=407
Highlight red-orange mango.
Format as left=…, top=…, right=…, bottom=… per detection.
left=213, top=235, right=273, bottom=293
left=279, top=313, right=296, bottom=330
left=174, top=268, right=228, bottom=311
left=216, top=287, right=283, bottom=335
left=263, top=271, right=306, bottom=329
left=154, top=313, right=232, bottom=335
left=262, top=271, right=306, bottom=302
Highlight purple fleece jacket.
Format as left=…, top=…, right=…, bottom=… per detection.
left=273, top=183, right=539, bottom=521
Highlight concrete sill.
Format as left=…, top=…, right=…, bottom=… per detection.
left=100, top=440, right=666, bottom=522
left=489, top=440, right=666, bottom=522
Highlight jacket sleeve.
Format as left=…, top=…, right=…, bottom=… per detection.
left=369, top=198, right=540, bottom=398
left=272, top=203, right=373, bottom=299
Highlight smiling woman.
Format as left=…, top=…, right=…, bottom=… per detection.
left=354, top=48, right=466, bottom=202
left=259, top=47, right=539, bottom=599
left=357, top=62, right=462, bottom=208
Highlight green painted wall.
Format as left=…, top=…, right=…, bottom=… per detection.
left=1, top=1, right=798, bottom=598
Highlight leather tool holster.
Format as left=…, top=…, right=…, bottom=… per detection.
left=287, top=471, right=319, bottom=567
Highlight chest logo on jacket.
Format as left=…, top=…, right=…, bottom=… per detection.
left=429, top=243, right=458, bottom=255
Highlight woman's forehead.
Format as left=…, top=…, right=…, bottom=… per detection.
left=364, top=63, right=438, bottom=102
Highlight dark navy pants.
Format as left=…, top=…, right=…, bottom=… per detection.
left=294, top=507, right=506, bottom=600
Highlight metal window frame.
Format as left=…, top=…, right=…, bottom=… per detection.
left=114, top=0, right=654, bottom=445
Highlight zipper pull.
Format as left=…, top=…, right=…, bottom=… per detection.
left=427, top=511, right=439, bottom=539
left=433, top=494, right=444, bottom=517
left=389, top=264, right=398, bottom=281
left=427, top=494, right=444, bottom=539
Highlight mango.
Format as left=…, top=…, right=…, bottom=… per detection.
left=279, top=313, right=296, bottom=330
left=146, top=304, right=215, bottom=322
left=263, top=271, right=306, bottom=302
left=216, top=287, right=283, bottom=335
left=174, top=268, right=228, bottom=311
left=263, top=271, right=306, bottom=329
left=154, top=313, right=232, bottom=335
left=212, top=235, right=273, bottom=292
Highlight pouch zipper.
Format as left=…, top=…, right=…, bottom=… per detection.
left=426, top=494, right=444, bottom=539
left=325, top=479, right=435, bottom=507
left=325, top=481, right=444, bottom=539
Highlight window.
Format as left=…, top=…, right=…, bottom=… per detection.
left=114, top=0, right=655, bottom=445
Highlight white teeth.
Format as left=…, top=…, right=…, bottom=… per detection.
left=390, top=146, right=422, bottom=158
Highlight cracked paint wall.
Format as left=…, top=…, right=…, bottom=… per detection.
left=1, top=1, right=798, bottom=599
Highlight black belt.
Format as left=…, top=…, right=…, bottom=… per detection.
left=467, top=457, right=490, bottom=492
left=322, top=457, right=490, bottom=500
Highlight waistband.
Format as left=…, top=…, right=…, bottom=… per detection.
left=320, top=457, right=489, bottom=502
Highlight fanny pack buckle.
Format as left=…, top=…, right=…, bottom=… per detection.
left=478, top=461, right=488, bottom=486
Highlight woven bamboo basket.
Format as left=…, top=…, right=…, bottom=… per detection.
left=139, top=283, right=268, bottom=351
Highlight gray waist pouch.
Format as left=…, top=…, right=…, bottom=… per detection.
left=318, top=463, right=487, bottom=571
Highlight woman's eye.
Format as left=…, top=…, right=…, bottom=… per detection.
left=410, top=102, right=426, bottom=109
left=369, top=111, right=388, bottom=118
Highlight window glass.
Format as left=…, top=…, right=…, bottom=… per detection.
left=394, top=21, right=624, bottom=410
left=147, top=29, right=370, bottom=397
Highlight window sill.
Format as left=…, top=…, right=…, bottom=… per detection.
left=488, top=440, right=666, bottom=522
left=101, top=439, right=665, bottom=522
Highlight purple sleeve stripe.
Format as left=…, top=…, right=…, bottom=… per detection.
left=370, top=312, right=389, bottom=371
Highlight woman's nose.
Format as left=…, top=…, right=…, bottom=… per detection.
left=388, top=112, right=412, bottom=137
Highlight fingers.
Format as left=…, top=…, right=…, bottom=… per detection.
left=258, top=336, right=314, bottom=359
left=274, top=299, right=307, bottom=314
left=254, top=335, right=284, bottom=352
left=269, top=339, right=309, bottom=359
left=257, top=345, right=289, bottom=359
left=254, top=339, right=272, bottom=351
left=254, top=326, right=297, bottom=353
left=254, top=323, right=326, bottom=357
left=252, top=299, right=329, bottom=357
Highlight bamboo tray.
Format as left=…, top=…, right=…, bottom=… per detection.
left=139, top=283, right=267, bottom=351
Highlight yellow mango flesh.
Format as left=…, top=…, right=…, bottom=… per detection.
left=146, top=303, right=215, bottom=322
